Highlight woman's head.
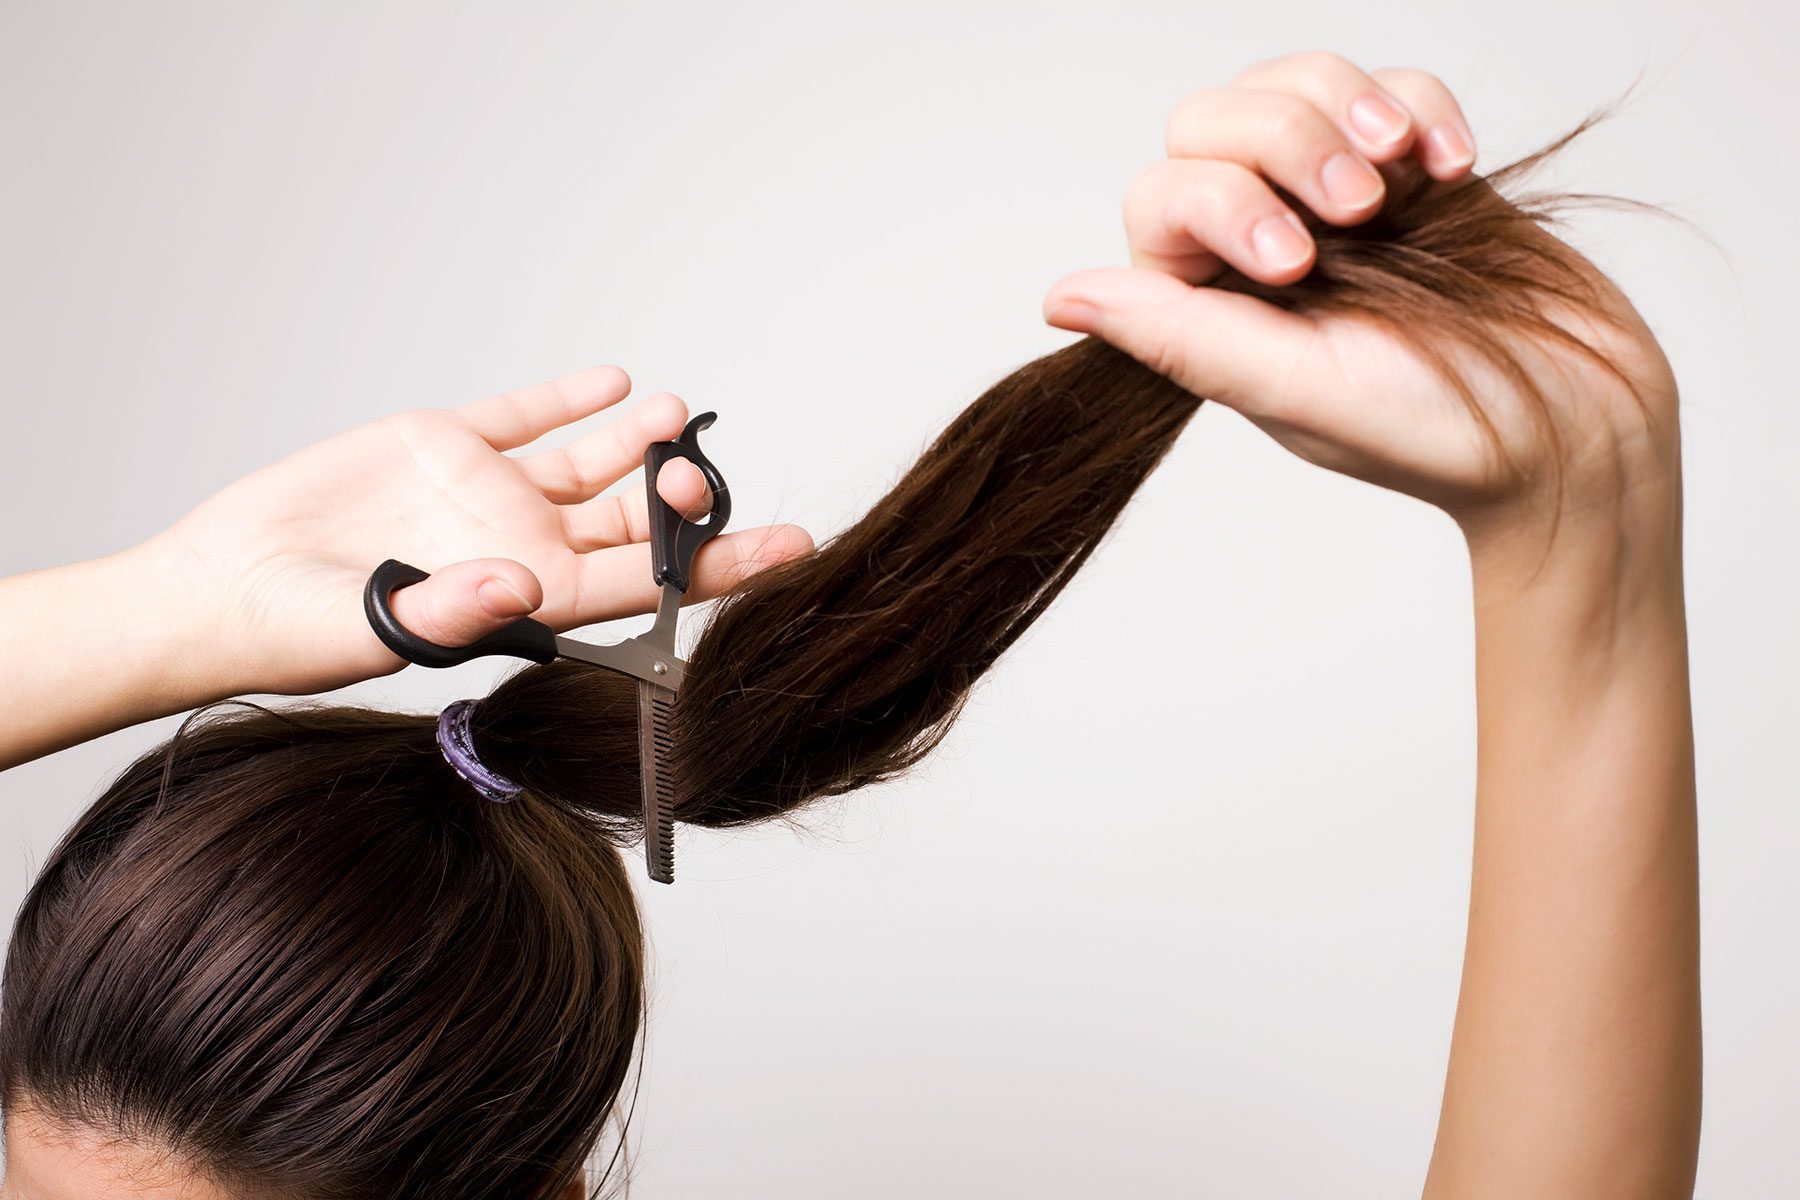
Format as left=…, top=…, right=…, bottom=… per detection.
left=0, top=117, right=1651, bottom=1197
left=0, top=702, right=643, bottom=1198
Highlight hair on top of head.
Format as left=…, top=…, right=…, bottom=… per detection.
left=0, top=106, right=1662, bottom=1200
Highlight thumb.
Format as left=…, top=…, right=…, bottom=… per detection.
left=386, top=557, right=545, bottom=649
left=1043, top=267, right=1318, bottom=415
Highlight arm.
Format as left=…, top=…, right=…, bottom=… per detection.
left=1043, top=50, right=1700, bottom=1197
left=0, top=540, right=225, bottom=771
left=1, top=365, right=811, bottom=773
left=1427, top=497, right=1699, bottom=1196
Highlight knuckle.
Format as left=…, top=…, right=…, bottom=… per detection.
left=500, top=390, right=532, bottom=429
left=1233, top=48, right=1340, bottom=86
left=1131, top=162, right=1256, bottom=247
left=1230, top=55, right=1279, bottom=87
left=567, top=451, right=601, bottom=494
left=1123, top=160, right=1175, bottom=217
left=623, top=494, right=650, bottom=543
left=1158, top=192, right=1205, bottom=242
left=385, top=407, right=441, bottom=436
left=1164, top=87, right=1224, bottom=151
left=1263, top=94, right=1323, bottom=145
left=381, top=408, right=452, bottom=455
left=1170, top=168, right=1249, bottom=232
left=1215, top=163, right=1269, bottom=214
left=1244, top=48, right=1353, bottom=86
left=546, top=377, right=578, bottom=420
left=1142, top=302, right=1198, bottom=385
left=409, top=596, right=462, bottom=644
left=1371, top=66, right=1448, bottom=103
left=1289, top=49, right=1357, bottom=76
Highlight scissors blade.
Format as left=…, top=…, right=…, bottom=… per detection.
left=637, top=678, right=679, bottom=884
left=550, top=584, right=687, bottom=690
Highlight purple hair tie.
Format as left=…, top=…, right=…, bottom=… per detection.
left=436, top=698, right=523, bottom=803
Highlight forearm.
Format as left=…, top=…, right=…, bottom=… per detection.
left=0, top=539, right=234, bottom=771
left=1424, top=493, right=1701, bottom=1197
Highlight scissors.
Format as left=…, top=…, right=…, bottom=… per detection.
left=361, top=412, right=733, bottom=884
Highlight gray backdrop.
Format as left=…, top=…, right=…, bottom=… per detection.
left=2, top=2, right=1792, bottom=1196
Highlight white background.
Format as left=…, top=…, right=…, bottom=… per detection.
left=1, top=2, right=1792, bottom=1196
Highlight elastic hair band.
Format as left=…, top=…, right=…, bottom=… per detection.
left=436, top=698, right=524, bottom=803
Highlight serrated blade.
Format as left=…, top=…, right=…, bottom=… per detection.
left=637, top=680, right=678, bottom=884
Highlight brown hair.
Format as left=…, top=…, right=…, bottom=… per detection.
left=0, top=110, right=1657, bottom=1198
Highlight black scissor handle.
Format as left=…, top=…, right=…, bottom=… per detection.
left=363, top=558, right=559, bottom=669
left=646, top=411, right=733, bottom=593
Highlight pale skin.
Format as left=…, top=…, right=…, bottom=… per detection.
left=1043, top=51, right=1699, bottom=1199
left=0, top=50, right=1697, bottom=1200
left=0, top=367, right=814, bottom=774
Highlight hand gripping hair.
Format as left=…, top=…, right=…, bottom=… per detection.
left=0, top=111, right=1659, bottom=1200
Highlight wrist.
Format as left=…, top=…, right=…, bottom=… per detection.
left=0, top=541, right=238, bottom=770
left=116, top=533, right=243, bottom=707
left=1456, top=480, right=1687, bottom=694
left=1461, top=446, right=1681, bottom=586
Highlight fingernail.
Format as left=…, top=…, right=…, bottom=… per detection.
left=1046, top=299, right=1101, bottom=333
left=1250, top=212, right=1312, bottom=272
left=477, top=578, right=534, bottom=618
left=1321, top=151, right=1384, bottom=211
left=1348, top=93, right=1409, bottom=147
left=1426, top=121, right=1476, bottom=171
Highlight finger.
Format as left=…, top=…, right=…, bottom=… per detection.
left=653, top=458, right=713, bottom=523
left=1232, top=50, right=1419, bottom=165
left=686, top=522, right=813, bottom=601
left=1369, top=66, right=1477, bottom=180
left=455, top=365, right=632, bottom=452
left=1124, top=158, right=1315, bottom=286
left=572, top=523, right=816, bottom=622
left=559, top=461, right=713, bottom=553
left=1165, top=87, right=1385, bottom=226
left=518, top=391, right=689, bottom=503
left=384, top=557, right=544, bottom=650
left=1042, top=266, right=1322, bottom=418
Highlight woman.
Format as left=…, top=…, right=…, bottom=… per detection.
left=0, top=53, right=1697, bottom=1199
